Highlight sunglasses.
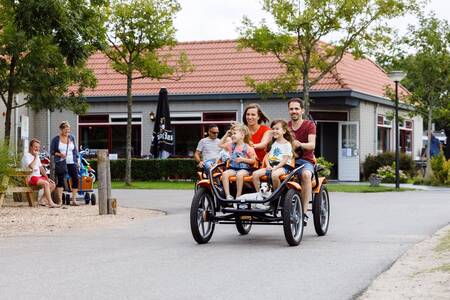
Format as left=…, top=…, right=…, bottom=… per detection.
left=210, top=131, right=219, bottom=134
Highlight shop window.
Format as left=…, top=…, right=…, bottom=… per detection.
left=79, top=114, right=109, bottom=123
left=377, top=127, right=391, bottom=152
left=79, top=113, right=142, bottom=157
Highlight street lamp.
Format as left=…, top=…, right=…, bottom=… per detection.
left=388, top=71, right=406, bottom=189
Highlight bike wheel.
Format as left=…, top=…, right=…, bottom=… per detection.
left=313, top=185, right=330, bottom=236
left=282, top=189, right=304, bottom=246
left=190, top=187, right=215, bottom=244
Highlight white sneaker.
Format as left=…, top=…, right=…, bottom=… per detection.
left=226, top=195, right=234, bottom=200
left=255, top=203, right=269, bottom=209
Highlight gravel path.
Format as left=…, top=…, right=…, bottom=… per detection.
left=360, top=224, right=450, bottom=299
left=0, top=203, right=163, bottom=238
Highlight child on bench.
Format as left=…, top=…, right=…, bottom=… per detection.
left=220, top=123, right=256, bottom=200
left=252, top=120, right=294, bottom=190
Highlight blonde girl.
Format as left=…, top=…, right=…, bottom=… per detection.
left=252, top=120, right=294, bottom=190
left=219, top=123, right=256, bottom=200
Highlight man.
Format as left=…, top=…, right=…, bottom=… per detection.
left=194, top=124, right=222, bottom=175
left=287, top=98, right=316, bottom=226
left=22, top=139, right=59, bottom=208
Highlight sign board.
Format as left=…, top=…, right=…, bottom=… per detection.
left=109, top=153, right=118, bottom=160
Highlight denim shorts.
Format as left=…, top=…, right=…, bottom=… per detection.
left=230, top=168, right=252, bottom=175
left=295, top=159, right=315, bottom=177
left=265, top=165, right=292, bottom=176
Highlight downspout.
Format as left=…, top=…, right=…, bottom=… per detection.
left=240, top=99, right=244, bottom=121
left=47, top=109, right=51, bottom=150
left=374, top=104, right=379, bottom=153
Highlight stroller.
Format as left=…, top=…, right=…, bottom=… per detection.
left=62, top=147, right=96, bottom=205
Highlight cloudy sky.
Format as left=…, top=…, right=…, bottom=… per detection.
left=174, top=0, right=450, bottom=42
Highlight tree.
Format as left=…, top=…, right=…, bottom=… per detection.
left=0, top=0, right=107, bottom=146
left=388, top=15, right=450, bottom=177
left=104, top=0, right=193, bottom=185
left=238, top=0, right=421, bottom=116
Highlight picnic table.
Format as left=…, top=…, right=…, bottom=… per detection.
left=0, top=169, right=39, bottom=208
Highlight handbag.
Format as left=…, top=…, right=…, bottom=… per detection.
left=55, top=138, right=70, bottom=175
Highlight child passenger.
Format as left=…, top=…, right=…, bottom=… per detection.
left=219, top=123, right=256, bottom=200
left=252, top=120, right=294, bottom=190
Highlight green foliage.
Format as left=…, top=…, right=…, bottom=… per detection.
left=0, top=141, right=13, bottom=177
left=238, top=0, right=420, bottom=114
left=104, top=0, right=193, bottom=184
left=0, top=0, right=107, bottom=142
left=376, top=165, right=408, bottom=183
left=105, top=0, right=193, bottom=79
left=431, top=150, right=450, bottom=185
left=88, top=159, right=197, bottom=181
left=377, top=14, right=449, bottom=125
left=316, top=156, right=334, bottom=178
left=363, top=152, right=415, bottom=179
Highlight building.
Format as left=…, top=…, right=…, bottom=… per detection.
left=3, top=40, right=423, bottom=181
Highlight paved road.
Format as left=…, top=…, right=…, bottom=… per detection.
left=1, top=189, right=449, bottom=300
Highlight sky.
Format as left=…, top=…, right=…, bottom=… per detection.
left=174, top=0, right=450, bottom=42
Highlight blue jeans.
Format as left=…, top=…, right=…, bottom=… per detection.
left=295, top=159, right=315, bottom=178
left=203, top=159, right=217, bottom=175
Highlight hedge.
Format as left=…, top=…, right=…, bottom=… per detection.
left=362, top=152, right=415, bottom=179
left=88, top=158, right=197, bottom=181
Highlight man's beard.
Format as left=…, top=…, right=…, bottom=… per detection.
left=290, top=114, right=299, bottom=121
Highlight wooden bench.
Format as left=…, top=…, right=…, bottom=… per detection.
left=0, top=169, right=40, bottom=208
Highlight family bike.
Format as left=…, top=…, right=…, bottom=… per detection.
left=190, top=99, right=330, bottom=246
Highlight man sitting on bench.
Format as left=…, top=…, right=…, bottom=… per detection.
left=21, top=139, right=59, bottom=208
left=287, top=98, right=316, bottom=226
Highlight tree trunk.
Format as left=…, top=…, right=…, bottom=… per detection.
left=125, top=66, right=133, bottom=185
left=3, top=55, right=18, bottom=147
left=302, top=70, right=310, bottom=118
left=425, top=107, right=433, bottom=179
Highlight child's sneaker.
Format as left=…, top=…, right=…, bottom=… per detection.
left=255, top=203, right=269, bottom=210
left=226, top=195, right=234, bottom=201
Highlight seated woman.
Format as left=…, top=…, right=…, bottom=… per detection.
left=252, top=120, right=294, bottom=191
left=242, top=103, right=272, bottom=163
left=219, top=123, right=256, bottom=200
left=21, top=139, right=59, bottom=208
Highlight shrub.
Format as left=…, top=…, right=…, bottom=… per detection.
left=316, top=156, right=334, bottom=178
left=430, top=150, right=450, bottom=185
left=376, top=165, right=408, bottom=183
left=88, top=158, right=197, bottom=181
left=363, top=152, right=414, bottom=179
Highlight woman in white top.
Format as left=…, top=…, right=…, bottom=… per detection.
left=50, top=121, right=79, bottom=206
left=22, top=139, right=58, bottom=207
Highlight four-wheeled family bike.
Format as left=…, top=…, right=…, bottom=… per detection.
left=190, top=161, right=330, bottom=246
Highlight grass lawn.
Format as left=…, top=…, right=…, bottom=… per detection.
left=103, top=181, right=413, bottom=192
left=109, top=181, right=195, bottom=190
left=326, top=183, right=413, bottom=193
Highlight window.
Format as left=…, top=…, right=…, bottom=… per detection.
left=377, top=115, right=392, bottom=153
left=170, top=111, right=236, bottom=157
left=400, top=120, right=413, bottom=154
left=377, top=127, right=391, bottom=152
left=78, top=114, right=142, bottom=157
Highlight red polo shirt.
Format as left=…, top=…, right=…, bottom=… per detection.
left=288, top=120, right=316, bottom=164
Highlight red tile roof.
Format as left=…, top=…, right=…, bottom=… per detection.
left=82, top=40, right=408, bottom=98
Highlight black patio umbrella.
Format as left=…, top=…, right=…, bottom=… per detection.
left=150, top=88, right=174, bottom=158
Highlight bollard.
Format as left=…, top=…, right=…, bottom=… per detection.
left=108, top=198, right=117, bottom=215
left=106, top=156, right=113, bottom=214
left=97, top=149, right=108, bottom=215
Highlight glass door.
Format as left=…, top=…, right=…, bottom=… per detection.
left=338, top=122, right=360, bottom=181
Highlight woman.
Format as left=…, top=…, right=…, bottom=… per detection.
left=51, top=121, right=79, bottom=206
left=242, top=103, right=272, bottom=162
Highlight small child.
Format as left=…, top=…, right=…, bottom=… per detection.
left=252, top=120, right=294, bottom=190
left=220, top=123, right=256, bottom=200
